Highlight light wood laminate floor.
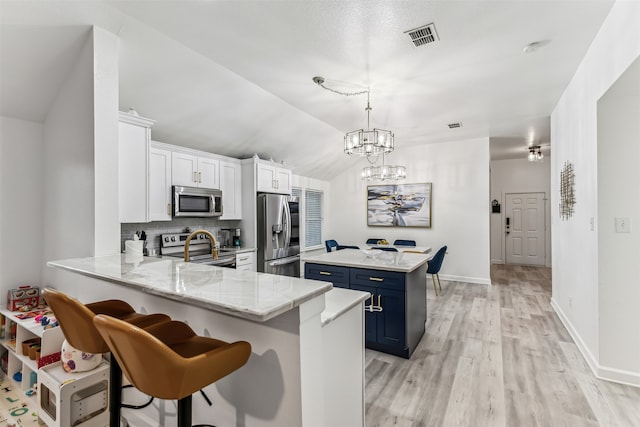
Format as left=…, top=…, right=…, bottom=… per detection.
left=364, top=264, right=640, bottom=427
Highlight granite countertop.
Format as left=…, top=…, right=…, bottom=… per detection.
left=321, top=287, right=370, bottom=327
left=47, top=254, right=331, bottom=322
left=303, top=248, right=430, bottom=272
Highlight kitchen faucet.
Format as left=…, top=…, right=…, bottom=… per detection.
left=184, top=229, right=218, bottom=261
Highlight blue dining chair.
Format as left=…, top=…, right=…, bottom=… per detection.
left=337, top=245, right=359, bottom=250
left=393, top=239, right=416, bottom=247
left=374, top=247, right=398, bottom=252
left=325, top=239, right=339, bottom=252
left=366, top=238, right=383, bottom=245
left=428, top=245, right=447, bottom=295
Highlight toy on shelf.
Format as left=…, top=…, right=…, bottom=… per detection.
left=7, top=285, right=42, bottom=312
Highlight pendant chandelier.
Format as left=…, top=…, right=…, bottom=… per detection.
left=313, top=76, right=406, bottom=181
left=361, top=153, right=407, bottom=181
left=528, top=145, right=543, bottom=162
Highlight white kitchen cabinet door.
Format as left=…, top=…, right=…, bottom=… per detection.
left=172, top=152, right=198, bottom=187
left=256, top=163, right=277, bottom=193
left=119, top=120, right=149, bottom=223
left=148, top=145, right=172, bottom=221
left=236, top=252, right=256, bottom=271
left=172, top=152, right=219, bottom=189
left=276, top=167, right=292, bottom=194
left=197, top=157, right=220, bottom=189
left=220, top=160, right=242, bottom=220
left=256, top=162, right=292, bottom=194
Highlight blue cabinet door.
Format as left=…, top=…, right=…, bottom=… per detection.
left=377, top=287, right=406, bottom=348
left=350, top=283, right=378, bottom=344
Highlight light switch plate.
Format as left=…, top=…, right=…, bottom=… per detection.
left=615, top=217, right=630, bottom=233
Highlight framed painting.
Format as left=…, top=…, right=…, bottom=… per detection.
left=367, top=183, right=432, bottom=227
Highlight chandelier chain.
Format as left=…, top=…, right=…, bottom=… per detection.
left=313, top=76, right=370, bottom=97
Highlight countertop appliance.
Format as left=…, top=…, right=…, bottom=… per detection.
left=173, top=186, right=223, bottom=217
left=257, top=193, right=300, bottom=277
left=160, top=232, right=236, bottom=268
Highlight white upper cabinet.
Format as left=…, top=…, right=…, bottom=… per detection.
left=148, top=144, right=172, bottom=221
left=220, top=160, right=242, bottom=220
left=119, top=112, right=155, bottom=223
left=256, top=162, right=292, bottom=194
left=172, top=152, right=220, bottom=189
left=197, top=156, right=220, bottom=189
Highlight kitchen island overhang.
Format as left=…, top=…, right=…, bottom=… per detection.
left=46, top=254, right=369, bottom=427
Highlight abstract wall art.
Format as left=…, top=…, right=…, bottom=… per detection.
left=367, top=183, right=432, bottom=227
left=559, top=161, right=576, bottom=220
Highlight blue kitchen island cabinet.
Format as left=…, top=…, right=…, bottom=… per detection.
left=304, top=249, right=428, bottom=358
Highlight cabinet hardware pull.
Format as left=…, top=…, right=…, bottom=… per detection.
left=198, top=172, right=202, bottom=183
left=193, top=171, right=197, bottom=182
left=319, top=271, right=331, bottom=275
left=365, top=294, right=383, bottom=312
left=167, top=204, right=171, bottom=215
left=369, top=277, right=383, bottom=282
left=239, top=257, right=249, bottom=261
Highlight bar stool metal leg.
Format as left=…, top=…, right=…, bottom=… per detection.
left=178, top=395, right=192, bottom=427
left=110, top=356, right=124, bottom=427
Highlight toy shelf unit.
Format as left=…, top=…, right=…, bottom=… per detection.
left=0, top=307, right=64, bottom=402
left=39, top=361, right=109, bottom=427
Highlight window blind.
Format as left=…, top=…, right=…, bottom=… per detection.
left=304, top=190, right=323, bottom=248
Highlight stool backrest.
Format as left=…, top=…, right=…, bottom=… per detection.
left=366, top=238, right=383, bottom=245
left=43, top=288, right=110, bottom=354
left=94, top=315, right=251, bottom=401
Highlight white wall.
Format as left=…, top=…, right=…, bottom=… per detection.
left=490, top=158, right=551, bottom=266
left=597, top=56, right=640, bottom=381
left=42, top=31, right=95, bottom=264
left=327, top=138, right=491, bottom=285
left=550, top=0, right=640, bottom=385
left=0, top=117, right=44, bottom=290
left=93, top=27, right=120, bottom=256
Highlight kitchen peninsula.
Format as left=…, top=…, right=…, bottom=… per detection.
left=303, top=249, right=429, bottom=358
left=47, top=254, right=369, bottom=427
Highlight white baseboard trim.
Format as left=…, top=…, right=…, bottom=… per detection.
left=550, top=298, right=599, bottom=376
left=550, top=298, right=640, bottom=388
left=598, top=365, right=640, bottom=387
left=491, top=259, right=504, bottom=264
left=435, top=274, right=492, bottom=286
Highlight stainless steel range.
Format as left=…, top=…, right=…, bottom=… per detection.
left=160, top=232, right=236, bottom=268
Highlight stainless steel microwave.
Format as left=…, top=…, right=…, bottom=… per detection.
left=172, top=186, right=223, bottom=217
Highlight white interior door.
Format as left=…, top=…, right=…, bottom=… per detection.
left=505, top=193, right=545, bottom=265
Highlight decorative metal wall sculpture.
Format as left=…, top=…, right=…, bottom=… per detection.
left=560, top=161, right=576, bottom=220
left=367, top=183, right=432, bottom=227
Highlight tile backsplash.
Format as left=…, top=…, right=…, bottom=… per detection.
left=121, top=217, right=241, bottom=255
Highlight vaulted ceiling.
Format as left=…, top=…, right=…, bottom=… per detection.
left=0, top=1, right=614, bottom=179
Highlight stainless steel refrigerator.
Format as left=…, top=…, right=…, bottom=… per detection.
left=257, top=193, right=300, bottom=277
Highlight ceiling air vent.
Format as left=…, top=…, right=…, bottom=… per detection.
left=448, top=122, right=462, bottom=129
left=405, top=23, right=439, bottom=47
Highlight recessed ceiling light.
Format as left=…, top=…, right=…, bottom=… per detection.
left=523, top=40, right=551, bottom=53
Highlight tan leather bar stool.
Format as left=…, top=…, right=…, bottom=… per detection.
left=93, top=314, right=252, bottom=427
left=42, top=288, right=171, bottom=427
